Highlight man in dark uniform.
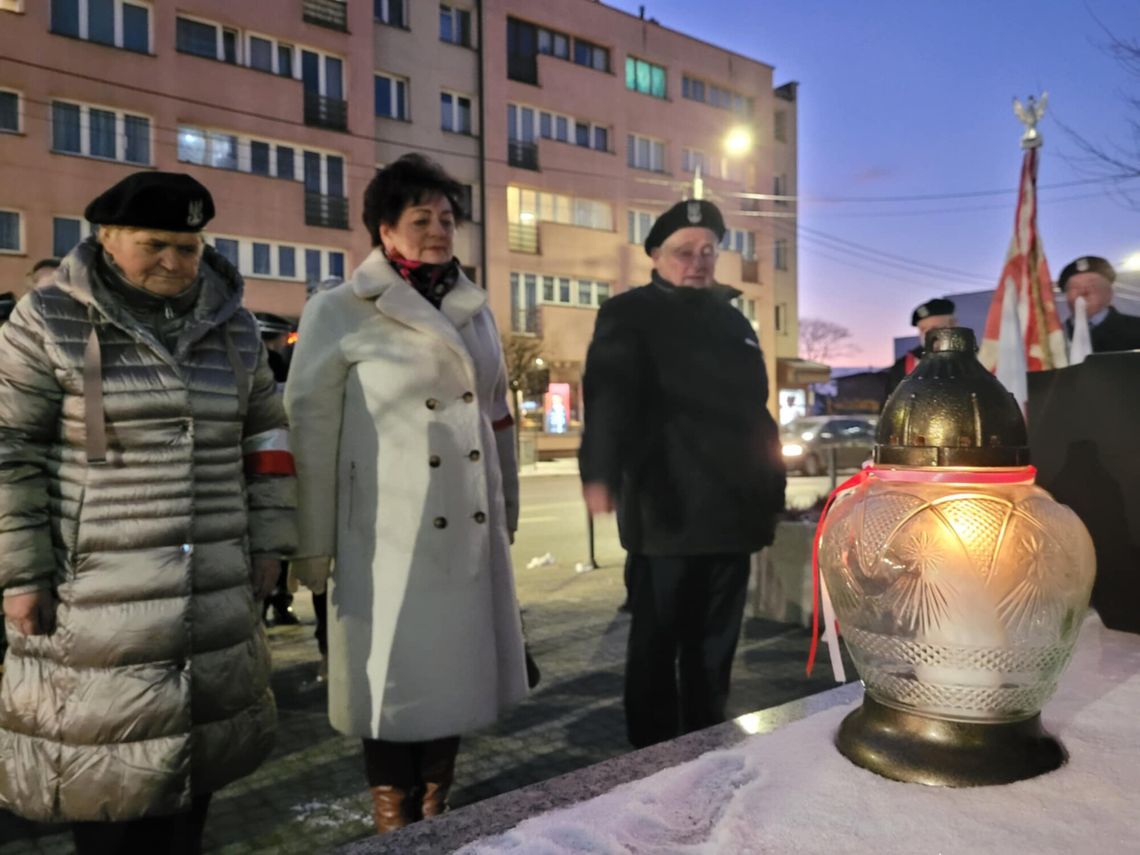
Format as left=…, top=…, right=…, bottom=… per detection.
left=882, top=297, right=955, bottom=405
left=1058, top=255, right=1140, bottom=353
left=579, top=199, right=786, bottom=748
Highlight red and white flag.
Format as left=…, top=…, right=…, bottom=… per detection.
left=978, top=147, right=1068, bottom=391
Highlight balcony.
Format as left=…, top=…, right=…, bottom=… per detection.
left=304, top=92, right=348, bottom=131
left=305, top=193, right=349, bottom=229
left=741, top=258, right=760, bottom=284
left=508, top=140, right=539, bottom=171
left=508, top=222, right=539, bottom=254
left=302, top=0, right=348, bottom=31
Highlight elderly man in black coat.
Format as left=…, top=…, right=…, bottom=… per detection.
left=579, top=199, right=786, bottom=748
left=1057, top=255, right=1140, bottom=353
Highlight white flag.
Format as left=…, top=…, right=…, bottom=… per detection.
left=996, top=276, right=1028, bottom=411
left=1069, top=295, right=1093, bottom=365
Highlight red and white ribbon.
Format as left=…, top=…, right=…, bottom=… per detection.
left=242, top=428, right=296, bottom=477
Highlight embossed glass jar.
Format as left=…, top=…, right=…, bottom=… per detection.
left=820, top=328, right=1096, bottom=785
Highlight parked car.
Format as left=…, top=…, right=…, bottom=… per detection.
left=780, top=415, right=878, bottom=476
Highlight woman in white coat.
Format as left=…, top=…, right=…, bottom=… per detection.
left=284, top=155, right=529, bottom=833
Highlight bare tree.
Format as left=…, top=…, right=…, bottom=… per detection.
left=501, top=334, right=549, bottom=397
left=1055, top=19, right=1140, bottom=200
left=799, top=318, right=860, bottom=363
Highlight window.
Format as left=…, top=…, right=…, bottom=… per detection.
left=774, top=110, right=788, bottom=143
left=439, top=4, right=471, bottom=46
left=51, top=0, right=150, bottom=53
left=627, top=133, right=665, bottom=172
left=208, top=132, right=238, bottom=170
left=277, top=146, right=295, bottom=180
left=537, top=27, right=569, bottom=59
left=176, top=16, right=237, bottom=63
left=305, top=248, right=322, bottom=283
left=252, top=242, right=271, bottom=275
left=529, top=105, right=607, bottom=152
left=516, top=271, right=610, bottom=313
left=374, top=0, right=405, bottom=27
left=52, top=217, right=90, bottom=257
left=732, top=297, right=757, bottom=323
left=774, top=174, right=789, bottom=207
left=683, top=75, right=752, bottom=114
left=250, top=141, right=270, bottom=176
left=329, top=251, right=345, bottom=279
left=721, top=228, right=756, bottom=261
left=625, top=57, right=666, bottom=99
left=0, top=210, right=22, bottom=253
left=0, top=90, right=20, bottom=133
left=681, top=147, right=705, bottom=174
left=278, top=246, right=296, bottom=278
left=244, top=33, right=296, bottom=77
left=510, top=272, right=537, bottom=334
left=52, top=100, right=150, bottom=164
left=575, top=121, right=589, bottom=148
left=214, top=238, right=239, bottom=266
left=775, top=302, right=788, bottom=335
left=627, top=209, right=654, bottom=245
left=775, top=238, right=789, bottom=271
left=573, top=38, right=608, bottom=72
left=555, top=115, right=568, bottom=142
left=441, top=92, right=472, bottom=134
left=507, top=186, right=613, bottom=232
left=375, top=74, right=408, bottom=120
left=249, top=36, right=273, bottom=72
left=506, top=17, right=538, bottom=84
left=1, top=1, right=26, bottom=12
left=593, top=126, right=608, bottom=152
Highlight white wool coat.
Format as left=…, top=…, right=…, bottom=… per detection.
left=284, top=250, right=528, bottom=740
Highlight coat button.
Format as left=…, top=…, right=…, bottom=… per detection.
left=468, top=450, right=481, bottom=462
left=429, top=455, right=441, bottom=468
left=462, top=391, right=474, bottom=403
left=181, top=544, right=194, bottom=555
left=433, top=516, right=448, bottom=529
left=473, top=511, right=486, bottom=524
left=426, top=398, right=439, bottom=410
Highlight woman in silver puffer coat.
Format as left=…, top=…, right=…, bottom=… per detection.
left=0, top=172, right=296, bottom=854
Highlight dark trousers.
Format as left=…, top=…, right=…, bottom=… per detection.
left=362, top=736, right=460, bottom=788
left=72, top=794, right=211, bottom=855
left=624, top=552, right=751, bottom=749
left=313, top=590, right=328, bottom=656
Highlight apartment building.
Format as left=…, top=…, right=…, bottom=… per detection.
left=0, top=0, right=373, bottom=317
left=483, top=0, right=799, bottom=437
left=1, top=0, right=799, bottom=438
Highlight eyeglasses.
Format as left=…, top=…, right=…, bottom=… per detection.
left=666, top=245, right=719, bottom=265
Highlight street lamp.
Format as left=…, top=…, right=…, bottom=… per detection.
left=1120, top=252, right=1140, bottom=272
left=724, top=126, right=753, bottom=158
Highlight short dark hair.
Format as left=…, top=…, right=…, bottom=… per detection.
left=362, top=153, right=467, bottom=247
left=30, top=258, right=61, bottom=276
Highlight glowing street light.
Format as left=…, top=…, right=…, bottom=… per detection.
left=724, top=127, right=754, bottom=157
left=1120, top=252, right=1140, bottom=272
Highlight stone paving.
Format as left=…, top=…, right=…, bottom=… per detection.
left=1, top=475, right=848, bottom=854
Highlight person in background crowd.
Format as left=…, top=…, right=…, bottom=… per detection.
left=257, top=312, right=302, bottom=628
left=27, top=258, right=61, bottom=288
left=285, top=154, right=528, bottom=834
left=1057, top=255, right=1140, bottom=353
left=0, top=172, right=296, bottom=854
left=882, top=297, right=956, bottom=405
left=579, top=198, right=786, bottom=749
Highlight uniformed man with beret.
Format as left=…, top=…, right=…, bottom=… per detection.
left=579, top=198, right=786, bottom=749
left=1057, top=255, right=1140, bottom=354
left=0, top=171, right=296, bottom=851
left=882, top=297, right=956, bottom=406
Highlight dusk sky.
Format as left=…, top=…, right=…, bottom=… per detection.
left=607, top=0, right=1140, bottom=367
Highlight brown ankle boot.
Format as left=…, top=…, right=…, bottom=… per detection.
left=417, top=737, right=459, bottom=818
left=369, top=785, right=411, bottom=833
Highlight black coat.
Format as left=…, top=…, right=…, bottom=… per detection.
left=1065, top=306, right=1140, bottom=354
left=579, top=275, right=786, bottom=556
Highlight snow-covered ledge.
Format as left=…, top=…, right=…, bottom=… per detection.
left=343, top=614, right=1139, bottom=853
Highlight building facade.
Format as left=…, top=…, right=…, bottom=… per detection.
left=0, top=0, right=373, bottom=318
left=1, top=0, right=798, bottom=440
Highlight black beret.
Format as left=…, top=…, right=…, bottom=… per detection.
left=85, top=171, right=215, bottom=232
left=644, top=199, right=726, bottom=256
left=911, top=298, right=955, bottom=326
left=1056, top=256, right=1115, bottom=291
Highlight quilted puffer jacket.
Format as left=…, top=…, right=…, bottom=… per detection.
left=0, top=237, right=296, bottom=822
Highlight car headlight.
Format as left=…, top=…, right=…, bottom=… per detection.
left=782, top=443, right=804, bottom=457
